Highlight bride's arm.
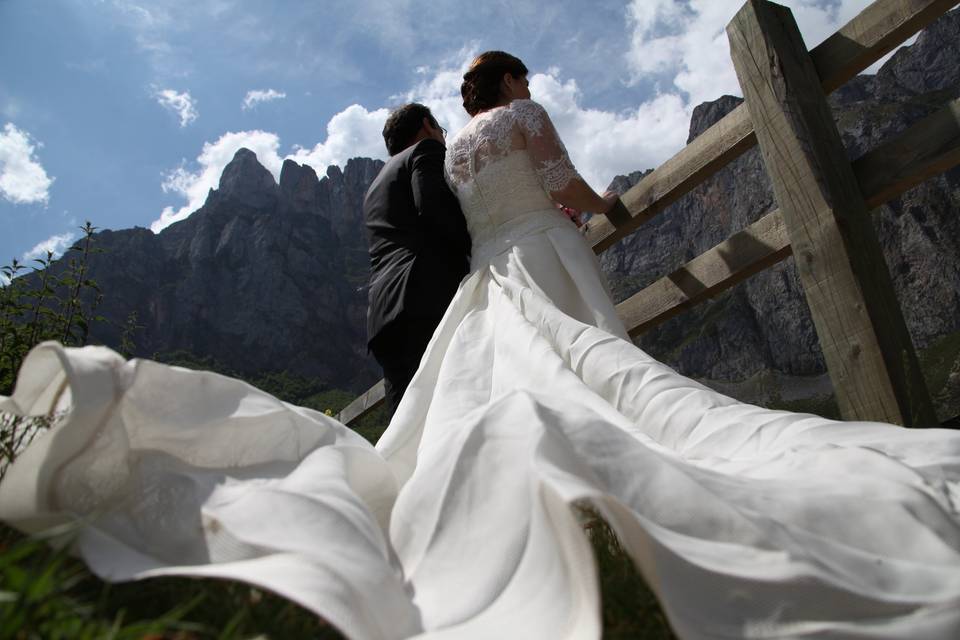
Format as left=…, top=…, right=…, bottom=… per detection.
left=514, top=100, right=618, bottom=215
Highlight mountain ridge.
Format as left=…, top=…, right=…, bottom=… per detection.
left=76, top=152, right=384, bottom=392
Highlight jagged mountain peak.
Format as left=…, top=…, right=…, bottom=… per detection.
left=217, top=148, right=278, bottom=208
left=279, top=157, right=316, bottom=186
left=279, top=158, right=321, bottom=212
left=687, top=95, right=744, bottom=144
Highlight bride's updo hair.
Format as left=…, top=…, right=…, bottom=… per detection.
left=461, top=51, right=529, bottom=116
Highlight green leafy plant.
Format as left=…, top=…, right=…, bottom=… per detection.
left=0, top=222, right=108, bottom=484
left=0, top=221, right=104, bottom=396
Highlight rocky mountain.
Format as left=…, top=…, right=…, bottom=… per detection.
left=79, top=151, right=384, bottom=392
left=600, top=8, right=960, bottom=416
left=53, top=8, right=959, bottom=408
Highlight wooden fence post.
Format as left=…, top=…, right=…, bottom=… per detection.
left=726, top=0, right=938, bottom=426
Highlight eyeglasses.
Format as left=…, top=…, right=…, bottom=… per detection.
left=440, top=126, right=447, bottom=139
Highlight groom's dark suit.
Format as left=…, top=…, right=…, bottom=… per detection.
left=364, top=137, right=471, bottom=415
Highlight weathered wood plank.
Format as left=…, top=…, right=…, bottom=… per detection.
left=857, top=99, right=960, bottom=205
left=586, top=0, right=956, bottom=256
left=615, top=97, right=960, bottom=341
left=616, top=211, right=790, bottom=337
left=585, top=105, right=756, bottom=253
left=727, top=0, right=936, bottom=426
left=337, top=378, right=386, bottom=425
left=812, top=0, right=960, bottom=93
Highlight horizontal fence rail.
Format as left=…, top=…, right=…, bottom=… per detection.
left=338, top=379, right=385, bottom=426
left=616, top=97, right=960, bottom=337
left=339, top=0, right=960, bottom=426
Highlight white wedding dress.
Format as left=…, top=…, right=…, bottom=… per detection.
left=2, top=99, right=960, bottom=640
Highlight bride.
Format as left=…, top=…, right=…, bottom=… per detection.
left=2, top=50, right=960, bottom=640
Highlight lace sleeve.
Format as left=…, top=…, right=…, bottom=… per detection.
left=512, top=99, right=581, bottom=193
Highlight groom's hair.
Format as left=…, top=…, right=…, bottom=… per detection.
left=383, top=103, right=438, bottom=156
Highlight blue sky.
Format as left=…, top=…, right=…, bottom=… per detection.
left=1, top=0, right=889, bottom=271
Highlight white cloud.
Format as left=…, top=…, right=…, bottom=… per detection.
left=287, top=104, right=390, bottom=170
left=0, top=123, right=55, bottom=205
left=152, top=129, right=284, bottom=232
left=399, top=45, right=477, bottom=137
left=625, top=0, right=879, bottom=108
left=154, top=88, right=198, bottom=127
left=242, top=89, right=287, bottom=110
left=530, top=74, right=689, bottom=189
left=625, top=0, right=694, bottom=75
left=153, top=101, right=392, bottom=232
left=22, top=232, right=76, bottom=261
left=111, top=1, right=169, bottom=28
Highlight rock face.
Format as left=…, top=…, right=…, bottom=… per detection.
left=600, top=8, right=960, bottom=401
left=66, top=9, right=959, bottom=402
left=83, top=153, right=385, bottom=392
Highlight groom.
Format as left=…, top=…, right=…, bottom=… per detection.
left=364, top=103, right=471, bottom=417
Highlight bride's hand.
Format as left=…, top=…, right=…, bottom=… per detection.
left=601, top=191, right=620, bottom=214
left=549, top=179, right=618, bottom=220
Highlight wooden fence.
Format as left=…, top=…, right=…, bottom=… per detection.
left=340, top=0, right=960, bottom=428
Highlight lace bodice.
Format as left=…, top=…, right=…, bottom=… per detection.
left=445, top=99, right=581, bottom=250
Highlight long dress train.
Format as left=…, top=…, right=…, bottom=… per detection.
left=2, top=99, right=960, bottom=639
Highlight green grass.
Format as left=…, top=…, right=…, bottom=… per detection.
left=586, top=514, right=676, bottom=639
left=302, top=388, right=356, bottom=415
left=0, top=514, right=674, bottom=639
left=301, top=389, right=391, bottom=445
left=918, top=329, right=960, bottom=422
left=347, top=408, right=391, bottom=444
left=0, top=524, right=345, bottom=639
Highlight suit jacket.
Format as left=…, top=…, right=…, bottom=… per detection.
left=364, top=138, right=471, bottom=349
